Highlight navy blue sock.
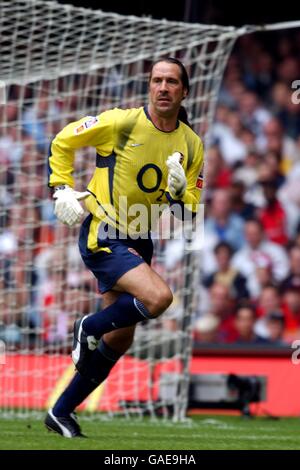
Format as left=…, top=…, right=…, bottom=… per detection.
left=52, top=373, right=96, bottom=417
left=83, top=293, right=152, bottom=339
left=52, top=339, right=122, bottom=417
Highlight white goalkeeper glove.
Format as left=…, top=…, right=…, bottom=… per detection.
left=53, top=185, right=90, bottom=227
left=166, top=152, right=187, bottom=199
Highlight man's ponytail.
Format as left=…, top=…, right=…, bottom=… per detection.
left=178, top=106, right=191, bottom=127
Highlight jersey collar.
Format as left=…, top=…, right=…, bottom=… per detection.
left=143, top=106, right=180, bottom=133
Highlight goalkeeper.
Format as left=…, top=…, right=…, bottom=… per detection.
left=45, top=58, right=204, bottom=437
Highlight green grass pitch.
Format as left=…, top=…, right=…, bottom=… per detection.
left=1, top=415, right=300, bottom=450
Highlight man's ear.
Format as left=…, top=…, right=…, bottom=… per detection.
left=182, top=89, right=188, bottom=100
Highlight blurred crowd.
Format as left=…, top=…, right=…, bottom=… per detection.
left=0, top=76, right=102, bottom=350
left=0, top=30, right=300, bottom=351
left=194, top=31, right=300, bottom=346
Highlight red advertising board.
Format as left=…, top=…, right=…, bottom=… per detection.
left=0, top=354, right=299, bottom=416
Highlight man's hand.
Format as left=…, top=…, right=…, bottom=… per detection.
left=166, top=152, right=187, bottom=199
left=53, top=185, right=90, bottom=227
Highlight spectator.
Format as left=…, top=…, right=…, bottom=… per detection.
left=204, top=145, right=232, bottom=190
left=256, top=285, right=282, bottom=318
left=239, top=90, right=271, bottom=140
left=246, top=51, right=275, bottom=98
left=282, top=287, right=300, bottom=341
left=278, top=163, right=300, bottom=239
left=204, top=283, right=236, bottom=343
left=257, top=179, right=288, bottom=245
left=254, top=285, right=285, bottom=339
left=230, top=180, right=257, bottom=221
left=271, top=81, right=300, bottom=141
left=258, top=117, right=300, bottom=172
left=232, top=219, right=289, bottom=297
left=212, top=109, right=249, bottom=166
left=280, top=245, right=300, bottom=291
left=233, top=150, right=260, bottom=191
left=22, top=83, right=59, bottom=153
left=277, top=57, right=299, bottom=87
left=205, top=188, right=245, bottom=251
left=265, top=311, right=287, bottom=345
left=233, top=304, right=266, bottom=344
left=203, top=241, right=249, bottom=300
left=255, top=264, right=275, bottom=293
left=194, top=314, right=220, bottom=343
left=263, top=151, right=285, bottom=188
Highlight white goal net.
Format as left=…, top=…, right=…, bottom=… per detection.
left=0, top=0, right=244, bottom=420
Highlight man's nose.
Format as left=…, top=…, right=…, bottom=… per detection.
left=159, top=80, right=168, bottom=92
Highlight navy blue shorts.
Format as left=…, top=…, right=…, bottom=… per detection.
left=79, top=215, right=153, bottom=294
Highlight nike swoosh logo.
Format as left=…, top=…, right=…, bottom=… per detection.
left=131, top=143, right=144, bottom=147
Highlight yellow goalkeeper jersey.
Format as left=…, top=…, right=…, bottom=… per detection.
left=48, top=106, right=204, bottom=249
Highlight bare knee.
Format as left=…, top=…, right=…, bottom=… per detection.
left=144, top=286, right=173, bottom=318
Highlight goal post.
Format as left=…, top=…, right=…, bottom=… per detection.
left=2, top=0, right=298, bottom=420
